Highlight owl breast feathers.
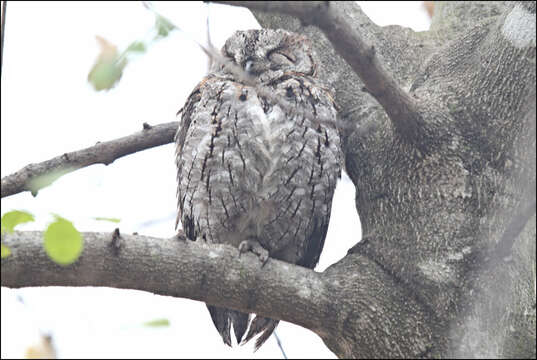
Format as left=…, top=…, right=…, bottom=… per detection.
left=175, top=29, right=341, bottom=350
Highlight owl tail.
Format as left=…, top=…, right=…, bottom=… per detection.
left=207, top=305, right=249, bottom=346
left=241, top=315, right=279, bottom=351
left=207, top=305, right=279, bottom=351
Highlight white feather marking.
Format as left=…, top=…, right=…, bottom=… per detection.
left=502, top=4, right=536, bottom=48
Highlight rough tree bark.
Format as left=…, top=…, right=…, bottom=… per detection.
left=1, top=1, right=535, bottom=358
left=247, top=1, right=536, bottom=357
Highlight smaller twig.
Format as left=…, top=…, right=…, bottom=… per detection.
left=273, top=330, right=288, bottom=359
left=205, top=2, right=216, bottom=72
left=1, top=1, right=7, bottom=79
left=1, top=121, right=178, bottom=198
left=111, top=228, right=122, bottom=255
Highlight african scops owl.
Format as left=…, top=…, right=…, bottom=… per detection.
left=175, top=29, right=341, bottom=350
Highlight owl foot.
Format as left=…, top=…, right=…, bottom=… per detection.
left=173, top=232, right=187, bottom=242
left=238, top=239, right=269, bottom=266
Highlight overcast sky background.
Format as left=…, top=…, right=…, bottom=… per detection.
left=1, top=2, right=430, bottom=358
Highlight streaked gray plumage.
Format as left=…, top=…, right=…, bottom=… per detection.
left=175, top=29, right=341, bottom=350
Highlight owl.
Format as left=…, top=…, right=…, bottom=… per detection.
left=175, top=29, right=341, bottom=350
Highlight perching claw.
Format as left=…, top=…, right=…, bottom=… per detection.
left=238, top=238, right=270, bottom=266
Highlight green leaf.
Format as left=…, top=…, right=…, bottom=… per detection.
left=88, top=36, right=127, bottom=91
left=93, top=217, right=121, bottom=223
left=126, top=41, right=146, bottom=53
left=1, top=210, right=35, bottom=234
left=27, top=168, right=73, bottom=195
left=155, top=15, right=175, bottom=37
left=88, top=59, right=127, bottom=91
left=44, top=216, right=83, bottom=266
left=1, top=244, right=11, bottom=258
left=143, top=318, right=170, bottom=327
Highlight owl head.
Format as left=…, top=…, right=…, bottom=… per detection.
left=219, top=29, right=316, bottom=83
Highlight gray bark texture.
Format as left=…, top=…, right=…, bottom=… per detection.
left=250, top=0, right=536, bottom=358
left=1, top=1, right=535, bottom=358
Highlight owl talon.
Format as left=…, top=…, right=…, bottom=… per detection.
left=173, top=232, right=187, bottom=242
left=238, top=240, right=251, bottom=257
left=259, top=252, right=269, bottom=267
left=238, top=239, right=270, bottom=266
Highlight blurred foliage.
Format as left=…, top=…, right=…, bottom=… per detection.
left=1, top=243, right=11, bottom=258
left=143, top=318, right=170, bottom=327
left=1, top=210, right=123, bottom=262
left=25, top=334, right=56, bottom=359
left=27, top=168, right=74, bottom=197
left=155, top=15, right=175, bottom=37
left=423, top=1, right=434, bottom=18
left=94, top=216, right=121, bottom=223
left=1, top=210, right=35, bottom=234
left=126, top=41, right=147, bottom=53
left=87, top=8, right=177, bottom=91
left=44, top=215, right=83, bottom=266
left=88, top=36, right=128, bottom=91
left=1, top=210, right=35, bottom=258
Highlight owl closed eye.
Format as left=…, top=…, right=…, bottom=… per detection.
left=221, top=29, right=315, bottom=81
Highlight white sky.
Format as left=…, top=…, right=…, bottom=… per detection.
left=1, top=2, right=430, bottom=358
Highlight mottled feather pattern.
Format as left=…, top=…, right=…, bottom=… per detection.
left=175, top=29, right=341, bottom=350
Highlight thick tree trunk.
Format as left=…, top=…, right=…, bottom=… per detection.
left=252, top=1, right=536, bottom=358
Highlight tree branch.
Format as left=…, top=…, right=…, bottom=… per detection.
left=215, top=1, right=424, bottom=147
left=1, top=1, right=6, bottom=79
left=1, top=121, right=178, bottom=198
left=1, top=229, right=434, bottom=358
left=0, top=230, right=322, bottom=331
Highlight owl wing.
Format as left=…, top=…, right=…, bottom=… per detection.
left=175, top=77, right=210, bottom=160
left=174, top=77, right=209, bottom=231
left=296, top=216, right=330, bottom=269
